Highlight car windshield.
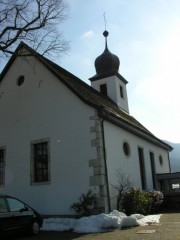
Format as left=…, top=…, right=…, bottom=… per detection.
left=7, top=198, right=25, bottom=212
left=0, top=197, right=8, bottom=213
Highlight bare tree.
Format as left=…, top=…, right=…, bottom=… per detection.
left=0, top=0, right=70, bottom=58
left=112, top=169, right=132, bottom=211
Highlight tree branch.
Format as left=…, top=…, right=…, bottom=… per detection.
left=0, top=0, right=69, bottom=59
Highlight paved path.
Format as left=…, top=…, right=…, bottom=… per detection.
left=9, top=213, right=180, bottom=240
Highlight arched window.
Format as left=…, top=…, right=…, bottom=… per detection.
left=16, top=75, right=25, bottom=86
left=123, top=141, right=130, bottom=157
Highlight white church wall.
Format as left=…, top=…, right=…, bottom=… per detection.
left=103, top=120, right=170, bottom=210
left=0, top=48, right=171, bottom=215
left=0, top=55, right=96, bottom=215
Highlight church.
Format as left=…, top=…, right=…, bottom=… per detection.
left=0, top=31, right=172, bottom=215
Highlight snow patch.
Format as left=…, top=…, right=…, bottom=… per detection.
left=42, top=210, right=161, bottom=233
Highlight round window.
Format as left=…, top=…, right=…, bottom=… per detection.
left=16, top=75, right=25, bottom=86
left=159, top=155, right=163, bottom=165
left=123, top=142, right=130, bottom=157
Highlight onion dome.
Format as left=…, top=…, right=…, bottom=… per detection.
left=94, top=31, right=120, bottom=76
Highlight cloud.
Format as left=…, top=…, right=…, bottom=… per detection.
left=81, top=30, right=94, bottom=39
left=130, top=24, right=180, bottom=141
left=130, top=70, right=180, bottom=142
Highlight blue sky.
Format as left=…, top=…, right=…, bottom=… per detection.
left=60, top=0, right=180, bottom=143
left=1, top=0, right=180, bottom=143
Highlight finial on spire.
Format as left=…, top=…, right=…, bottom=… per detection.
left=103, top=12, right=107, bottom=30
left=103, top=30, right=109, bottom=37
left=103, top=13, right=109, bottom=50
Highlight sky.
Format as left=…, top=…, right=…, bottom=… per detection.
left=1, top=0, right=180, bottom=143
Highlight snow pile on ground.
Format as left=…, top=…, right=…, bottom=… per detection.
left=42, top=210, right=161, bottom=233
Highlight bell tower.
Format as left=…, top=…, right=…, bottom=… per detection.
left=89, top=31, right=129, bottom=113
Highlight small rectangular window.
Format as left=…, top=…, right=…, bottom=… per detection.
left=34, top=142, right=48, bottom=182
left=100, top=84, right=107, bottom=96
left=150, top=152, right=157, bottom=189
left=138, top=147, right=146, bottom=190
left=31, top=139, right=50, bottom=184
left=0, top=148, right=5, bottom=186
left=120, top=86, right=124, bottom=98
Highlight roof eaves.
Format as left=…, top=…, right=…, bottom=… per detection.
left=89, top=72, right=128, bottom=84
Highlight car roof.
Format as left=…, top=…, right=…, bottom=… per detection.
left=0, top=194, right=14, bottom=197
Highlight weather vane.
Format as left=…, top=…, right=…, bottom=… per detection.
left=103, top=12, right=107, bottom=30
left=103, top=12, right=109, bottom=43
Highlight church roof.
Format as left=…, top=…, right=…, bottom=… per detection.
left=0, top=42, right=172, bottom=151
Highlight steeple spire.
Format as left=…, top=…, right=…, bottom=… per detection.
left=89, top=28, right=129, bottom=113
left=89, top=30, right=120, bottom=80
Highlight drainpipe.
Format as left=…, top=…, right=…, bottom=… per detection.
left=101, top=118, right=111, bottom=213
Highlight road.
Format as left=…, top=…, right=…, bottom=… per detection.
left=7, top=231, right=85, bottom=240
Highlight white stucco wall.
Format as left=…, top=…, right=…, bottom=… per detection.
left=0, top=55, right=97, bottom=215
left=103, top=120, right=170, bottom=210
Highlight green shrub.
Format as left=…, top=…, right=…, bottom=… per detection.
left=123, top=188, right=151, bottom=215
left=123, top=188, right=164, bottom=215
left=70, top=190, right=97, bottom=216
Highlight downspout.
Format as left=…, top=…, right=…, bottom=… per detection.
left=101, top=118, right=111, bottom=213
